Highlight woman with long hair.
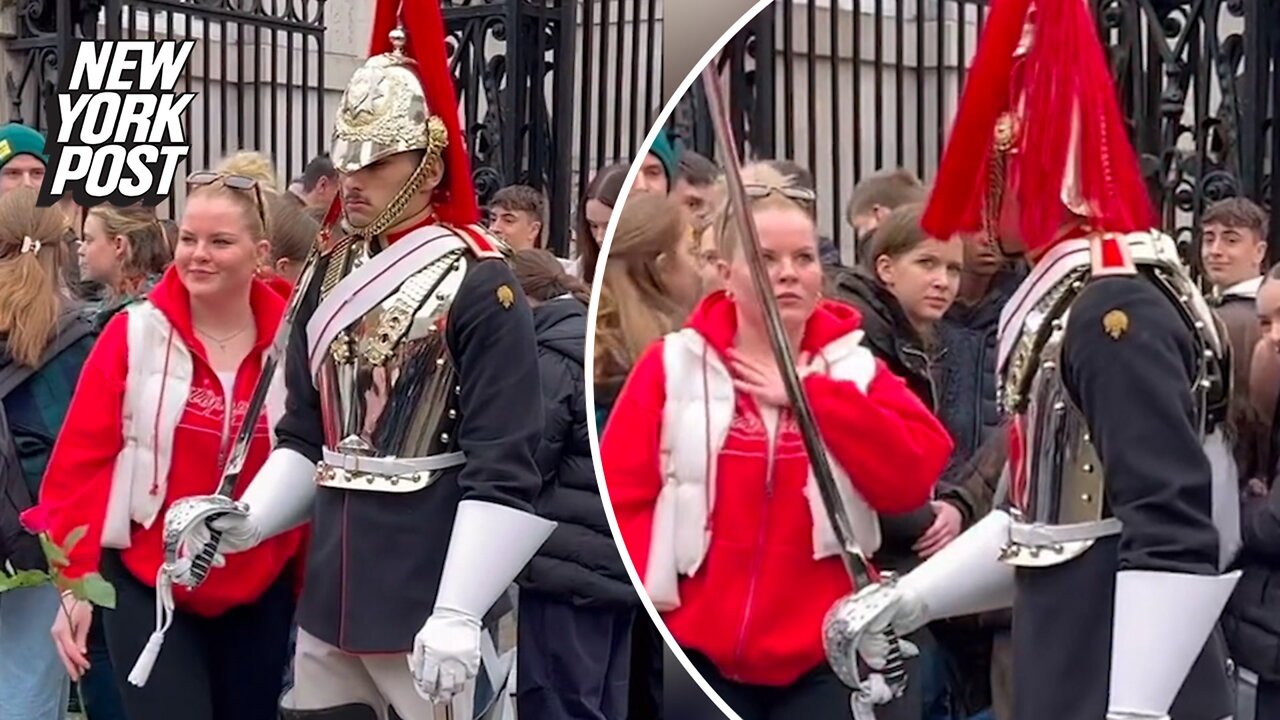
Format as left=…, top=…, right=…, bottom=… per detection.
left=592, top=191, right=701, bottom=427
left=600, top=164, right=953, bottom=719
left=0, top=189, right=98, bottom=720
left=576, top=162, right=630, bottom=284
left=32, top=170, right=306, bottom=720
left=826, top=202, right=967, bottom=718
left=78, top=205, right=171, bottom=330
left=511, top=248, right=636, bottom=719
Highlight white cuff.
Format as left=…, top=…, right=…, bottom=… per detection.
left=239, top=447, right=318, bottom=541
left=1108, top=569, right=1240, bottom=717
left=434, top=500, right=555, bottom=619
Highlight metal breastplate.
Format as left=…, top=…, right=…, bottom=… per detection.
left=314, top=237, right=473, bottom=493
left=999, top=233, right=1229, bottom=567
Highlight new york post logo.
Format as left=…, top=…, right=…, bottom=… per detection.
left=37, top=40, right=196, bottom=208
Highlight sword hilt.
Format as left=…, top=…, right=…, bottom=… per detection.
left=880, top=625, right=909, bottom=696
left=186, top=520, right=224, bottom=587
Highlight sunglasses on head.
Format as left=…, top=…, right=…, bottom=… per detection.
left=744, top=183, right=817, bottom=203
left=186, top=171, right=268, bottom=231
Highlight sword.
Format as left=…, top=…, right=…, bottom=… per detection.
left=698, top=65, right=909, bottom=696
left=181, top=203, right=342, bottom=586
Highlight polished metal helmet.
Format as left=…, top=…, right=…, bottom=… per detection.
left=330, top=27, right=448, bottom=175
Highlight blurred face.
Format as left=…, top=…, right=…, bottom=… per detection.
left=1258, top=277, right=1280, bottom=353
left=489, top=207, right=542, bottom=251
left=340, top=152, right=438, bottom=229
left=721, top=207, right=823, bottom=330
left=0, top=155, right=45, bottom=194
left=273, top=256, right=303, bottom=285
left=850, top=206, right=890, bottom=236
left=584, top=198, right=612, bottom=246
left=304, top=175, right=339, bottom=211
left=1202, top=222, right=1266, bottom=290
left=963, top=233, right=1003, bottom=277
left=633, top=154, right=669, bottom=195
left=876, top=238, right=964, bottom=328
left=673, top=178, right=714, bottom=228
left=697, top=223, right=724, bottom=295
left=658, top=222, right=703, bottom=311
left=176, top=195, right=269, bottom=301
left=78, top=213, right=125, bottom=286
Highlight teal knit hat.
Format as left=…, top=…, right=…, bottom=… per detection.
left=0, top=124, right=48, bottom=170
left=648, top=127, right=679, bottom=186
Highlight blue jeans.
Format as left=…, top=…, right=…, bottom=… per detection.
left=0, top=583, right=70, bottom=720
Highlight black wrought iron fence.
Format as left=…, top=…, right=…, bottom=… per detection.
left=6, top=0, right=327, bottom=221
left=442, top=0, right=663, bottom=256
left=672, top=0, right=1278, bottom=263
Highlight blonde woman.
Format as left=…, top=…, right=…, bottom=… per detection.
left=0, top=189, right=97, bottom=720
left=78, top=205, right=171, bottom=329
left=600, top=165, right=952, bottom=719
left=592, top=191, right=701, bottom=428
left=34, top=171, right=305, bottom=720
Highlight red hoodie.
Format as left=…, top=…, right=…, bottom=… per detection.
left=601, top=291, right=953, bottom=687
left=36, top=267, right=307, bottom=617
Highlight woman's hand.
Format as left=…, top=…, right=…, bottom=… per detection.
left=51, top=592, right=93, bottom=680
left=728, top=349, right=810, bottom=408
left=913, top=500, right=963, bottom=558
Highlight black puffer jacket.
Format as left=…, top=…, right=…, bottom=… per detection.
left=827, top=267, right=944, bottom=573
left=936, top=264, right=1026, bottom=476
left=1223, top=483, right=1280, bottom=682
left=518, top=297, right=635, bottom=606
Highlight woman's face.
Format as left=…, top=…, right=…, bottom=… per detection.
left=585, top=198, right=613, bottom=246
left=875, top=237, right=964, bottom=327
left=657, top=222, right=703, bottom=311
left=697, top=223, right=724, bottom=295
left=175, top=195, right=268, bottom=302
left=721, top=207, right=823, bottom=329
left=78, top=213, right=123, bottom=286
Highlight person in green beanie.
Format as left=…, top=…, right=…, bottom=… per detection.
left=634, top=126, right=678, bottom=195
left=0, top=123, right=48, bottom=194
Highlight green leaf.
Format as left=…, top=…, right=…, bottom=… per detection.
left=39, top=533, right=68, bottom=568
left=0, top=568, right=50, bottom=592
left=62, top=526, right=87, bottom=556
left=78, top=573, right=116, bottom=610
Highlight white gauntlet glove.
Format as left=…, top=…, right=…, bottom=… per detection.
left=406, top=500, right=554, bottom=703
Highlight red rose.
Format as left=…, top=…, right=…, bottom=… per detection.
left=20, top=505, right=53, bottom=534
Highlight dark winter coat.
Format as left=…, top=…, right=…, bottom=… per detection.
left=1223, top=399, right=1280, bottom=683
left=937, top=265, right=1025, bottom=469
left=519, top=297, right=636, bottom=607
left=827, top=266, right=944, bottom=573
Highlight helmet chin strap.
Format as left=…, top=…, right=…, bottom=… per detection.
left=344, top=151, right=438, bottom=239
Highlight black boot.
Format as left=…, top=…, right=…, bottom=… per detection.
left=280, top=703, right=380, bottom=720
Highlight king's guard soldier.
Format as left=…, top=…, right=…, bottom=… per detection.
left=168, top=2, right=553, bottom=718
left=823, top=0, right=1242, bottom=718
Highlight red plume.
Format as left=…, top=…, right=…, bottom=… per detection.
left=1015, top=0, right=1155, bottom=252
left=367, top=0, right=480, bottom=226
left=920, top=0, right=1034, bottom=241
left=924, top=0, right=1156, bottom=254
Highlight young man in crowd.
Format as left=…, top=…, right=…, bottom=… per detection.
left=0, top=123, right=47, bottom=193
left=672, top=150, right=720, bottom=230
left=633, top=127, right=678, bottom=195
left=289, top=154, right=340, bottom=214
left=845, top=167, right=927, bottom=265
left=1202, top=197, right=1269, bottom=411
left=488, top=184, right=547, bottom=252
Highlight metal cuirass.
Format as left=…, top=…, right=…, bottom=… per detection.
left=311, top=230, right=480, bottom=493
left=998, top=232, right=1231, bottom=568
